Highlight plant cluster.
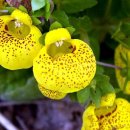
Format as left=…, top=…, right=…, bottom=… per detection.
left=1, top=0, right=130, bottom=129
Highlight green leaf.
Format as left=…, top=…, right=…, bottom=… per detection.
left=56, top=0, right=97, bottom=14
left=69, top=92, right=78, bottom=102
left=31, top=0, right=46, bottom=11
left=88, top=70, right=115, bottom=107
left=77, top=87, right=90, bottom=104
left=96, top=65, right=104, bottom=75
left=5, top=7, right=16, bottom=14
left=86, top=0, right=109, bottom=18
left=31, top=16, right=41, bottom=25
left=45, top=0, right=50, bottom=12
left=45, top=0, right=51, bottom=20
left=89, top=38, right=100, bottom=60
left=39, top=33, right=46, bottom=45
left=49, top=21, right=62, bottom=30
left=69, top=17, right=80, bottom=33
left=0, top=68, right=43, bottom=101
left=1, top=77, right=43, bottom=101
left=66, top=27, right=75, bottom=35
left=52, top=10, right=70, bottom=27
left=32, top=8, right=45, bottom=17
left=95, top=74, right=115, bottom=95
left=90, top=87, right=101, bottom=107
left=122, top=0, right=130, bottom=17
left=121, top=23, right=130, bottom=35
left=18, top=5, right=28, bottom=13
left=32, top=0, right=51, bottom=20
left=80, top=16, right=92, bottom=32
left=69, top=16, right=92, bottom=34
left=110, top=0, right=130, bottom=19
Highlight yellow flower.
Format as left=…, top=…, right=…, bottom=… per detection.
left=0, top=9, right=42, bottom=70
left=82, top=97, right=130, bottom=130
left=38, top=84, right=66, bottom=100
left=115, top=44, right=130, bottom=94
left=33, top=28, right=96, bottom=96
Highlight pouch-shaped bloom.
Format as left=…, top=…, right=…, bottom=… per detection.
left=82, top=97, right=130, bottom=130
left=0, top=9, right=42, bottom=70
left=33, top=28, right=96, bottom=94
left=38, top=84, right=66, bottom=100
left=115, top=44, right=130, bottom=94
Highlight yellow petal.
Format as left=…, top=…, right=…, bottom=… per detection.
left=115, top=44, right=130, bottom=94
left=81, top=105, right=99, bottom=130
left=0, top=10, right=42, bottom=70
left=97, top=98, right=130, bottom=130
left=33, top=38, right=96, bottom=93
left=100, top=93, right=116, bottom=107
left=45, top=28, right=71, bottom=48
left=82, top=98, right=130, bottom=130
left=38, top=84, right=66, bottom=100
left=118, top=128, right=130, bottom=130
left=11, top=9, right=32, bottom=25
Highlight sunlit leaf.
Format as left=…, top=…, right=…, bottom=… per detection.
left=31, top=0, right=46, bottom=11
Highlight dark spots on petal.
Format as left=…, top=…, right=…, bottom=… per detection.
left=34, top=41, right=96, bottom=93
left=106, top=112, right=112, bottom=117
left=39, top=55, right=41, bottom=58
left=0, top=18, right=41, bottom=66
left=7, top=33, right=12, bottom=37
left=99, top=115, right=104, bottom=120
left=5, top=25, right=8, bottom=31
left=71, top=45, right=76, bottom=53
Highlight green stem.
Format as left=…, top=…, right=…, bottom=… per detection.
left=56, top=0, right=61, bottom=10
left=104, top=0, right=112, bottom=19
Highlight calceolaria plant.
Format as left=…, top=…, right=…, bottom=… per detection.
left=33, top=28, right=96, bottom=99
left=2, top=0, right=130, bottom=129
left=115, top=44, right=130, bottom=94
left=82, top=93, right=130, bottom=130
left=114, top=22, right=130, bottom=94
left=0, top=9, right=42, bottom=70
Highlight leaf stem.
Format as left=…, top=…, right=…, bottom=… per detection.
left=96, top=61, right=122, bottom=69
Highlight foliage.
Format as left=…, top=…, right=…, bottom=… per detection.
left=0, top=67, right=43, bottom=101
left=0, top=0, right=130, bottom=108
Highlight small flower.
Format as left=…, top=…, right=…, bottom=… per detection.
left=0, top=9, right=42, bottom=70
left=82, top=96, right=130, bottom=130
left=33, top=28, right=96, bottom=97
left=115, top=44, right=130, bottom=94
